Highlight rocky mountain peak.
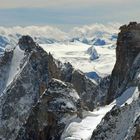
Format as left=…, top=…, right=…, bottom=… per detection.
left=91, top=22, right=140, bottom=140
left=0, top=35, right=101, bottom=139
left=18, top=35, right=36, bottom=52
left=16, top=78, right=82, bottom=140
left=106, top=22, right=140, bottom=104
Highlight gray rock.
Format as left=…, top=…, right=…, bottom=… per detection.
left=107, top=22, right=140, bottom=104
left=16, top=78, right=82, bottom=140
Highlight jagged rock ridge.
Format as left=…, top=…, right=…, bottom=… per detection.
left=0, top=35, right=105, bottom=140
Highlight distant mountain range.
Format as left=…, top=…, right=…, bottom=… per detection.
left=0, top=23, right=120, bottom=54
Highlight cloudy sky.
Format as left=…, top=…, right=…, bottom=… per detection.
left=0, top=0, right=140, bottom=29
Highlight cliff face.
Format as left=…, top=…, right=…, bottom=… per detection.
left=91, top=22, right=140, bottom=140
left=107, top=22, right=140, bottom=104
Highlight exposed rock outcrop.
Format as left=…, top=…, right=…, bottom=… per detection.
left=47, top=53, right=74, bottom=83
left=18, top=35, right=36, bottom=52
left=91, top=99, right=140, bottom=140
left=107, top=22, right=140, bottom=104
left=91, top=22, right=140, bottom=140
left=16, top=79, right=82, bottom=140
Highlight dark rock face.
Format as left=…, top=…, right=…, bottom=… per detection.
left=18, top=35, right=36, bottom=52
left=71, top=70, right=99, bottom=110
left=91, top=22, right=140, bottom=140
left=16, top=79, right=82, bottom=140
left=107, top=22, right=140, bottom=104
left=47, top=53, right=74, bottom=83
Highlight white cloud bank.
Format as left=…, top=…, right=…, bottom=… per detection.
left=0, top=23, right=120, bottom=41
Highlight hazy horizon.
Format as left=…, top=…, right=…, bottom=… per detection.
left=0, top=0, right=140, bottom=29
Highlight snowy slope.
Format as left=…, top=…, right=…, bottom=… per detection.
left=41, top=42, right=116, bottom=78
left=6, top=45, right=25, bottom=86
left=61, top=85, right=140, bottom=140
left=61, top=105, right=113, bottom=140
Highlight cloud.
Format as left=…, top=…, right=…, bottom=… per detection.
left=0, top=23, right=119, bottom=40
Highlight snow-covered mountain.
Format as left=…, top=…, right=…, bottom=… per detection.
left=0, top=24, right=118, bottom=79
left=1, top=22, right=140, bottom=140
left=0, top=23, right=119, bottom=54
left=69, top=23, right=119, bottom=46
left=0, top=35, right=105, bottom=139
